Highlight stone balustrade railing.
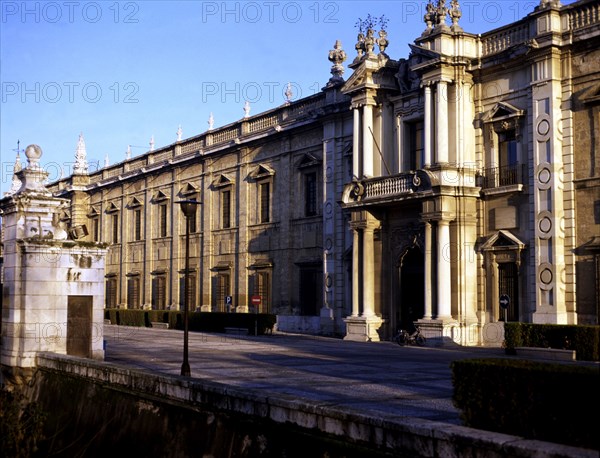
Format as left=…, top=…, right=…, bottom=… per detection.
left=364, top=173, right=415, bottom=199
left=568, top=1, right=600, bottom=30
left=481, top=22, right=530, bottom=57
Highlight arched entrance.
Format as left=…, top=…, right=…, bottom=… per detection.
left=397, top=246, right=425, bottom=332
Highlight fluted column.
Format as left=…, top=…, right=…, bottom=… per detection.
left=437, top=220, right=452, bottom=319
left=436, top=81, right=449, bottom=164
left=353, top=107, right=361, bottom=178
left=424, top=221, right=433, bottom=319
left=362, top=225, right=375, bottom=317
left=362, top=104, right=374, bottom=177
left=351, top=228, right=360, bottom=317
left=424, top=84, right=432, bottom=167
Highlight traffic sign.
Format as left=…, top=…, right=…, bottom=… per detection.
left=499, top=294, right=510, bottom=309
left=225, top=295, right=232, bottom=305
left=251, top=295, right=261, bottom=306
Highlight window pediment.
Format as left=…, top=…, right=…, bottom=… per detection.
left=296, top=153, right=321, bottom=169
left=212, top=174, right=234, bottom=188
left=153, top=190, right=169, bottom=203
left=87, top=205, right=100, bottom=218
left=127, top=196, right=143, bottom=208
left=482, top=102, right=525, bottom=124
left=180, top=182, right=199, bottom=196
left=478, top=230, right=526, bottom=252
left=105, top=202, right=120, bottom=213
left=249, top=164, right=275, bottom=180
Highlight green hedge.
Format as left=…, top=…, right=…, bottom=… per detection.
left=104, top=309, right=276, bottom=335
left=452, top=358, right=599, bottom=450
left=504, top=322, right=600, bottom=361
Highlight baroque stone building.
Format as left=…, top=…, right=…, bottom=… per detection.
left=8, top=0, right=598, bottom=344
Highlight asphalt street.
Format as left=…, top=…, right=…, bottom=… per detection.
left=103, top=324, right=506, bottom=424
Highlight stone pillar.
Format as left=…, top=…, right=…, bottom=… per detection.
left=351, top=227, right=361, bottom=317
left=436, top=81, right=449, bottom=164
left=437, top=219, right=452, bottom=319
left=423, top=221, right=433, bottom=319
left=353, top=107, right=361, bottom=178
left=424, top=84, right=432, bottom=167
left=362, top=104, right=374, bottom=177
left=362, top=224, right=375, bottom=317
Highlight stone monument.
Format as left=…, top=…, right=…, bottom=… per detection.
left=0, top=144, right=107, bottom=384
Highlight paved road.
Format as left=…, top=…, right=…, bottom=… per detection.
left=103, top=325, right=506, bottom=425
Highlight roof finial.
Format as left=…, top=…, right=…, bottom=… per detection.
left=73, top=132, right=89, bottom=175
left=126, top=145, right=131, bottom=160
left=244, top=100, right=251, bottom=118
left=150, top=135, right=155, bottom=151
left=4, top=151, right=22, bottom=196
left=328, top=40, right=347, bottom=85
left=176, top=125, right=183, bottom=141
left=104, top=154, right=110, bottom=168
left=285, top=83, right=293, bottom=104
left=208, top=113, right=214, bottom=130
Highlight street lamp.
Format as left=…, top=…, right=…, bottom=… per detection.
left=177, top=198, right=201, bottom=377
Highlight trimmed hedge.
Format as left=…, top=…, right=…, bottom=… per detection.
left=104, top=309, right=276, bottom=335
left=452, top=358, right=599, bottom=450
left=504, top=322, right=600, bottom=361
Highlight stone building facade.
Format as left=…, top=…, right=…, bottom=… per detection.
left=8, top=0, right=598, bottom=344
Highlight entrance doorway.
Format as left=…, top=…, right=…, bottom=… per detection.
left=498, top=262, right=519, bottom=321
left=398, top=247, right=425, bottom=332
left=67, top=295, right=93, bottom=357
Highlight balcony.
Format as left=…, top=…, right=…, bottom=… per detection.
left=477, top=164, right=526, bottom=195
left=341, top=170, right=433, bottom=208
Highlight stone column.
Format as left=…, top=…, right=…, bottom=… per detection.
left=424, top=221, right=433, bottom=319
left=424, top=84, right=432, bottom=167
left=362, top=104, right=374, bottom=177
left=437, top=219, right=452, bottom=319
left=436, top=81, right=449, bottom=164
left=362, top=224, right=375, bottom=317
left=353, top=107, right=361, bottom=178
left=351, top=227, right=361, bottom=317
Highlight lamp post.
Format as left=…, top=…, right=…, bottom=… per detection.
left=177, top=199, right=201, bottom=377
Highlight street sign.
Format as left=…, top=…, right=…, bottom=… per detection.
left=499, top=294, right=510, bottom=309
left=225, top=296, right=232, bottom=305
left=251, top=295, right=261, bottom=306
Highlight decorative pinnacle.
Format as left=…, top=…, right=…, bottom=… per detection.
left=73, top=132, right=89, bottom=175
left=328, top=40, right=347, bottom=84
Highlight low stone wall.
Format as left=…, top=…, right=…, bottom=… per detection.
left=30, top=353, right=596, bottom=457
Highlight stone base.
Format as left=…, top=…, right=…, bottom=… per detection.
left=343, top=315, right=384, bottom=342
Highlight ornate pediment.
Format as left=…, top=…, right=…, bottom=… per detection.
left=153, top=190, right=169, bottom=202
left=127, top=196, right=143, bottom=208
left=482, top=102, right=525, bottom=123
left=478, top=230, right=526, bottom=251
left=105, top=202, right=120, bottom=213
left=179, top=182, right=199, bottom=196
left=296, top=153, right=321, bottom=169
left=211, top=174, right=234, bottom=188
left=249, top=164, right=275, bottom=180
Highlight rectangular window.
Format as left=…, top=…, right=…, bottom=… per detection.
left=152, top=276, right=167, bottom=310
left=252, top=271, right=271, bottom=313
left=106, top=278, right=117, bottom=308
left=159, top=204, right=168, bottom=237
left=111, top=214, right=119, bottom=244
left=299, top=267, right=323, bottom=315
left=216, top=273, right=230, bottom=312
left=189, top=206, right=197, bottom=233
left=498, top=131, right=519, bottom=186
left=92, top=218, right=99, bottom=242
left=179, top=273, right=197, bottom=311
left=127, top=276, right=140, bottom=309
left=222, top=190, right=231, bottom=228
left=259, top=182, right=270, bottom=223
left=304, top=172, right=317, bottom=217
left=134, top=209, right=142, bottom=241
left=408, top=121, right=424, bottom=171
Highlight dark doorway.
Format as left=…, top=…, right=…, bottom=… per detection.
left=67, top=295, right=93, bottom=357
left=299, top=266, right=323, bottom=316
left=398, top=247, right=425, bottom=332
left=498, top=262, right=519, bottom=321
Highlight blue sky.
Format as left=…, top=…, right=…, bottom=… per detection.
left=0, top=0, right=574, bottom=195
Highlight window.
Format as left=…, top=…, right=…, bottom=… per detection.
left=497, top=130, right=520, bottom=187
left=299, top=266, right=323, bottom=315
left=152, top=275, right=167, bottom=310
left=179, top=273, right=197, bottom=311
left=111, top=214, right=119, bottom=244
left=407, top=121, right=424, bottom=171
left=127, top=276, right=140, bottom=309
left=133, top=209, right=142, bottom=241
left=259, top=182, right=270, bottom=223
left=222, top=189, right=231, bottom=228
left=216, top=273, right=230, bottom=312
left=106, top=277, right=117, bottom=308
left=91, top=218, right=99, bottom=242
left=304, top=172, right=317, bottom=217
left=252, top=271, right=271, bottom=313
left=159, top=204, right=168, bottom=237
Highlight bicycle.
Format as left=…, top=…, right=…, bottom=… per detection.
left=394, top=326, right=426, bottom=346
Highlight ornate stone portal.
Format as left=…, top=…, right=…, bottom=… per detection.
left=0, top=145, right=107, bottom=384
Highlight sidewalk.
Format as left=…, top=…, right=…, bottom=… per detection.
left=103, top=324, right=505, bottom=425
